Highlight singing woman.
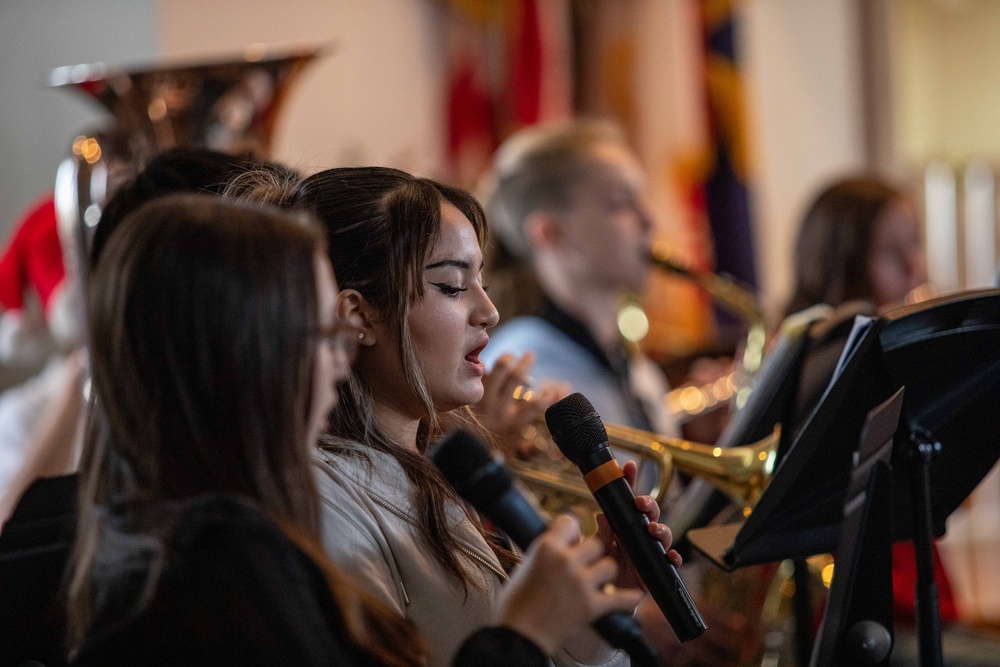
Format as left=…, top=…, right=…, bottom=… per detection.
left=67, top=193, right=639, bottom=666
left=230, top=166, right=679, bottom=667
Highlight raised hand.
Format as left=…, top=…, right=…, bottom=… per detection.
left=493, top=515, right=644, bottom=656
left=474, top=352, right=569, bottom=459
left=595, top=460, right=683, bottom=592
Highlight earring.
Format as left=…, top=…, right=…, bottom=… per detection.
left=358, top=332, right=365, bottom=341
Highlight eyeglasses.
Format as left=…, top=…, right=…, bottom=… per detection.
left=314, top=321, right=361, bottom=363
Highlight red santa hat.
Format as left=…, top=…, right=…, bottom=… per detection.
left=0, top=194, right=69, bottom=364
left=0, top=194, right=66, bottom=315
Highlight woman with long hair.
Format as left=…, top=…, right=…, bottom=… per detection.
left=67, top=193, right=413, bottom=665
left=785, top=176, right=927, bottom=317
left=230, top=166, right=679, bottom=667
left=66, top=192, right=640, bottom=666
left=784, top=176, right=958, bottom=640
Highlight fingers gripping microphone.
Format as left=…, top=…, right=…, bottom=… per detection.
left=431, top=429, right=662, bottom=667
left=545, top=393, right=707, bottom=643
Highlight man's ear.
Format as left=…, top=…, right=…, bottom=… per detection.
left=523, top=211, right=564, bottom=253
left=336, top=288, right=377, bottom=346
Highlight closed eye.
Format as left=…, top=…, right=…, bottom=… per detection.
left=430, top=282, right=468, bottom=297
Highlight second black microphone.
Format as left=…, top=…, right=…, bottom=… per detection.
left=430, top=428, right=663, bottom=667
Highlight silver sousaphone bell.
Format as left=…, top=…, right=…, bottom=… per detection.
left=50, top=45, right=322, bottom=292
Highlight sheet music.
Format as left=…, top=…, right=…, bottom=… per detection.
left=714, top=303, right=833, bottom=449
left=829, top=314, right=876, bottom=389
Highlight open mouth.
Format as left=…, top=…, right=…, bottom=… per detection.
left=465, top=343, right=487, bottom=364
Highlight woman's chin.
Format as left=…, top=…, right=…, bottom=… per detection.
left=435, top=384, right=485, bottom=414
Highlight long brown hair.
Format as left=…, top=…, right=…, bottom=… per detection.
left=69, top=194, right=422, bottom=665
left=229, top=167, right=519, bottom=588
left=785, top=176, right=903, bottom=316
left=85, top=194, right=323, bottom=527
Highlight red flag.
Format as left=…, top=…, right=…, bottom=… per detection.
left=510, top=0, right=542, bottom=126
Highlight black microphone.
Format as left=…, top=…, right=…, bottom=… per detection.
left=545, top=393, right=707, bottom=643
left=430, top=429, right=662, bottom=667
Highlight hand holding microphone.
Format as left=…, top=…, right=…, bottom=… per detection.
left=545, top=393, right=708, bottom=643
left=494, top=514, right=644, bottom=656
left=598, top=460, right=684, bottom=590
left=431, top=429, right=664, bottom=667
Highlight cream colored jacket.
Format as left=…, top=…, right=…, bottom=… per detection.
left=312, top=442, right=626, bottom=667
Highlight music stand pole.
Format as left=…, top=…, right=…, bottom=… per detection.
left=810, top=387, right=901, bottom=667
left=793, top=559, right=814, bottom=665
left=907, top=428, right=944, bottom=667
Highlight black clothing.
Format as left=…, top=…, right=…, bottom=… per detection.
left=72, top=495, right=376, bottom=667
left=0, top=473, right=78, bottom=667
left=454, top=626, right=548, bottom=667
left=71, top=494, right=548, bottom=667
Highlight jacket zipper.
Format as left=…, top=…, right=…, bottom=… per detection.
left=456, top=543, right=508, bottom=582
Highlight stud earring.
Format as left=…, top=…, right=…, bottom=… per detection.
left=358, top=332, right=365, bottom=340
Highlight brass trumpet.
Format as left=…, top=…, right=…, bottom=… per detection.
left=509, top=250, right=776, bottom=527
left=508, top=409, right=779, bottom=525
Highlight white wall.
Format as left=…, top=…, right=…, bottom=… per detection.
left=893, top=0, right=1000, bottom=167
left=1, top=0, right=872, bottom=323
left=0, top=0, right=158, bottom=244
left=156, top=0, right=447, bottom=178
left=739, top=0, right=868, bottom=317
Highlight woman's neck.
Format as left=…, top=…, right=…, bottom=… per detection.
left=370, top=399, right=422, bottom=453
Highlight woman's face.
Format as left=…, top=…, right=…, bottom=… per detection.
left=410, top=202, right=499, bottom=411
left=559, top=142, right=655, bottom=292
left=867, top=199, right=927, bottom=312
left=369, top=202, right=498, bottom=415
left=307, top=253, right=356, bottom=444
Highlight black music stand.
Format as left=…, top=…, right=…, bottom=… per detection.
left=667, top=302, right=865, bottom=549
left=878, top=289, right=1000, bottom=666
left=809, top=388, right=902, bottom=667
left=687, top=309, right=894, bottom=569
left=689, top=289, right=1000, bottom=667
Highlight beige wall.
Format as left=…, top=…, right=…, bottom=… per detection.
left=739, top=0, right=867, bottom=317
left=157, top=0, right=448, bottom=177
left=892, top=0, right=1000, bottom=167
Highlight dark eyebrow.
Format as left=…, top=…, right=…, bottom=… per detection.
left=425, top=259, right=478, bottom=271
